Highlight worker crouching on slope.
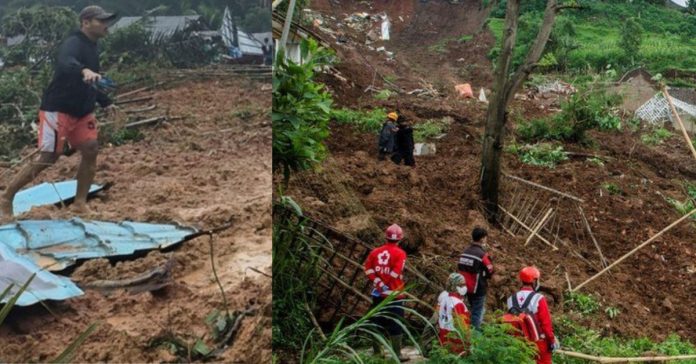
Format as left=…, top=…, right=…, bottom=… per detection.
left=363, top=224, right=409, bottom=362
left=436, top=272, right=471, bottom=355
left=506, top=267, right=560, bottom=364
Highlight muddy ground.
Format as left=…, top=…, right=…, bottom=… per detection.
left=0, top=77, right=271, bottom=363
left=284, top=0, right=696, bottom=344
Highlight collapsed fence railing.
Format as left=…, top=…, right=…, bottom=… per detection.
left=274, top=204, right=443, bottom=330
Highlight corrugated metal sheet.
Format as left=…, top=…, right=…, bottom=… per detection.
left=0, top=243, right=84, bottom=306
left=0, top=219, right=198, bottom=271
left=14, top=181, right=103, bottom=216
left=110, top=16, right=201, bottom=39
left=0, top=219, right=198, bottom=306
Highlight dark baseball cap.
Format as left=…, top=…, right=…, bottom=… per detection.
left=79, top=5, right=117, bottom=22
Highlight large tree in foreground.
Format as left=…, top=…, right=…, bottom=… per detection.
left=481, top=0, right=577, bottom=221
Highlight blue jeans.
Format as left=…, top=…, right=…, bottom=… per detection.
left=467, top=294, right=486, bottom=330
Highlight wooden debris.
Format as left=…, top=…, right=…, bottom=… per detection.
left=498, top=205, right=559, bottom=251
left=663, top=87, right=696, bottom=160
left=578, top=206, right=609, bottom=268
left=115, top=96, right=154, bottom=105
left=124, top=105, right=157, bottom=114
left=525, top=208, right=554, bottom=246
left=80, top=260, right=173, bottom=294
left=572, top=208, right=696, bottom=292
left=504, top=174, right=584, bottom=203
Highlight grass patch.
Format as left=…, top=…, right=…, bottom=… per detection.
left=458, top=34, right=473, bottom=43
left=602, top=182, right=622, bottom=196
left=555, top=317, right=696, bottom=363
left=331, top=108, right=387, bottom=133
left=565, top=292, right=600, bottom=315
left=517, top=88, right=622, bottom=144
left=506, top=142, right=569, bottom=168
left=373, top=89, right=393, bottom=101
left=413, top=117, right=452, bottom=142
left=428, top=36, right=456, bottom=54
left=488, top=3, right=696, bottom=75
left=641, top=127, right=673, bottom=145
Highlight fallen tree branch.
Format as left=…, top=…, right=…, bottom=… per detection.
left=115, top=96, right=154, bottom=105
left=80, top=259, right=173, bottom=294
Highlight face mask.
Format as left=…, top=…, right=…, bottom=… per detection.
left=456, top=285, right=468, bottom=296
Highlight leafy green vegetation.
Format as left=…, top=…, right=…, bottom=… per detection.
left=565, top=292, right=600, bottom=315
left=272, top=39, right=334, bottom=185
left=506, top=143, right=569, bottom=168
left=517, top=88, right=622, bottom=144
left=488, top=0, right=696, bottom=76
left=413, top=117, right=452, bottom=142
left=556, top=317, right=696, bottom=363
left=602, top=182, right=622, bottom=196
left=427, top=320, right=537, bottom=364
left=619, top=18, right=643, bottom=65
left=373, top=89, right=393, bottom=101
left=331, top=108, right=387, bottom=133
left=641, top=127, right=673, bottom=145
left=605, top=306, right=620, bottom=320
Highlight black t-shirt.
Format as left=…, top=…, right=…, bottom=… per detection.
left=40, top=30, right=111, bottom=117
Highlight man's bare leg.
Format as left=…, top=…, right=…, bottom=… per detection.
left=72, top=140, right=98, bottom=213
left=0, top=152, right=59, bottom=218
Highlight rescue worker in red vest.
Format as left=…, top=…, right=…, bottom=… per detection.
left=436, top=272, right=471, bottom=355
left=457, top=227, right=494, bottom=330
left=363, top=224, right=408, bottom=361
left=506, top=266, right=560, bottom=364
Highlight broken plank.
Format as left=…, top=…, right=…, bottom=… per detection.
left=125, top=116, right=165, bottom=128
left=578, top=205, right=609, bottom=268
left=504, top=174, right=584, bottom=203
left=115, top=96, right=153, bottom=105
left=525, top=208, right=554, bottom=246
left=498, top=205, right=559, bottom=251
left=572, top=208, right=696, bottom=292
left=124, top=104, right=157, bottom=114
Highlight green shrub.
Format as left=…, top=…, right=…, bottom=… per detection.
left=331, top=108, right=387, bottom=133
left=427, top=320, right=536, bottom=364
left=272, top=39, right=334, bottom=185
left=517, top=89, right=622, bottom=143
left=641, top=127, right=672, bottom=145
left=508, top=143, right=568, bottom=168
left=413, top=117, right=452, bottom=142
left=373, top=89, right=393, bottom=101
left=602, top=183, right=622, bottom=196
left=619, top=18, right=643, bottom=64
left=555, top=317, right=696, bottom=362
left=565, top=292, right=600, bottom=315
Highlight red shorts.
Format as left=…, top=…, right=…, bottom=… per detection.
left=37, top=110, right=98, bottom=153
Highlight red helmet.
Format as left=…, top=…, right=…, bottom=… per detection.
left=519, top=266, right=541, bottom=284
left=385, top=224, right=403, bottom=241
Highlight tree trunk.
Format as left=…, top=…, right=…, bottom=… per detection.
left=481, top=0, right=520, bottom=222
left=480, top=0, right=563, bottom=222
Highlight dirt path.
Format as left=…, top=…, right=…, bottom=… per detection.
left=0, top=78, right=271, bottom=363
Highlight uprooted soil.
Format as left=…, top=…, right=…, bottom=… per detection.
left=283, top=0, right=696, bottom=345
left=0, top=77, right=271, bottom=363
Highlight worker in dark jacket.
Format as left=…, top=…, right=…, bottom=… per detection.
left=378, top=111, right=399, bottom=160
left=457, top=227, right=494, bottom=330
left=391, top=115, right=415, bottom=167
left=1, top=6, right=119, bottom=219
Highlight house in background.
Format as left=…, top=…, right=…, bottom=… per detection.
left=110, top=15, right=201, bottom=39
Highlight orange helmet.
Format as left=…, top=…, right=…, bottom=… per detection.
left=519, top=266, right=541, bottom=284
left=387, top=112, right=398, bottom=121
left=385, top=224, right=403, bottom=241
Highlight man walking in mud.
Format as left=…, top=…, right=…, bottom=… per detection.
left=0, top=6, right=120, bottom=219
left=457, top=227, right=494, bottom=330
